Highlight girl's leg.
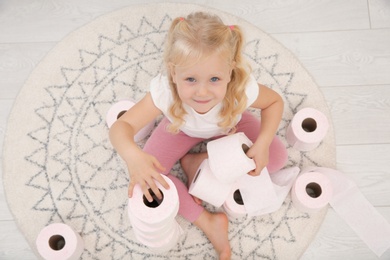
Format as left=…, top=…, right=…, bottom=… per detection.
left=143, top=117, right=204, bottom=175
left=236, top=111, right=288, bottom=173
left=142, top=117, right=205, bottom=221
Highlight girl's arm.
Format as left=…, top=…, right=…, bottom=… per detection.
left=247, top=83, right=284, bottom=175
left=109, top=93, right=169, bottom=201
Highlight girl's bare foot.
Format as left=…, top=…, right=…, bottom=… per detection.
left=180, top=153, right=208, bottom=205
left=194, top=210, right=231, bottom=260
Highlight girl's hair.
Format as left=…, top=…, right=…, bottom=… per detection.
left=164, top=12, right=251, bottom=133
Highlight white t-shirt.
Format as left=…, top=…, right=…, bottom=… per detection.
left=149, top=74, right=259, bottom=138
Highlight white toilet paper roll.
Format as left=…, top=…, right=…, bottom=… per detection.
left=207, top=132, right=256, bottom=184
left=128, top=207, right=178, bottom=234
left=128, top=174, right=179, bottom=226
left=189, top=159, right=233, bottom=207
left=223, top=183, right=247, bottom=219
left=286, top=107, right=329, bottom=151
left=36, top=223, right=84, bottom=260
left=291, top=171, right=333, bottom=213
left=134, top=220, right=179, bottom=243
left=306, top=167, right=390, bottom=257
left=134, top=221, right=183, bottom=253
left=106, top=99, right=155, bottom=142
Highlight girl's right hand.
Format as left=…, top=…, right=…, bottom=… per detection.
left=126, top=150, right=169, bottom=202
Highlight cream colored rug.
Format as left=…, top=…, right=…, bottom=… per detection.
left=2, top=3, right=335, bottom=259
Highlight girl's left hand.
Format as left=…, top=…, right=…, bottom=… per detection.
left=246, top=142, right=269, bottom=176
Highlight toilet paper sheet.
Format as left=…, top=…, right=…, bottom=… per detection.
left=253, top=166, right=300, bottom=216
left=305, top=167, right=390, bottom=257
left=237, top=167, right=278, bottom=214
left=223, top=167, right=300, bottom=218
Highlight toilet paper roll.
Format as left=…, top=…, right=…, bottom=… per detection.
left=134, top=220, right=179, bottom=243
left=286, top=107, right=329, bottom=151
left=291, top=171, right=333, bottom=213
left=128, top=174, right=179, bottom=226
left=106, top=99, right=155, bottom=142
left=189, top=159, right=233, bottom=207
left=223, top=183, right=247, bottom=219
left=128, top=207, right=178, bottom=234
left=134, top=221, right=183, bottom=253
left=207, top=132, right=256, bottom=184
left=36, top=223, right=84, bottom=260
left=306, top=167, right=390, bottom=257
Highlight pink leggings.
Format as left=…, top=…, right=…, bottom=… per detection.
left=143, top=111, right=288, bottom=222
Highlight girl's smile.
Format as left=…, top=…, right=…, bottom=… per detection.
left=170, top=53, right=232, bottom=114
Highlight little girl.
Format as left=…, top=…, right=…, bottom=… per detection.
left=110, top=12, right=288, bottom=259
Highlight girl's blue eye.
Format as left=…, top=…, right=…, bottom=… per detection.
left=186, top=77, right=196, bottom=83
left=210, top=77, right=219, bottom=82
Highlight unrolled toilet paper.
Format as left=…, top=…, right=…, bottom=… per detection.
left=291, top=171, right=333, bottom=213
left=251, top=166, right=300, bottom=216
left=305, top=167, right=390, bottom=257
left=286, top=107, right=329, bottom=151
left=207, top=132, right=256, bottom=184
left=237, top=167, right=278, bottom=214
left=128, top=174, right=182, bottom=252
left=189, top=159, right=233, bottom=208
left=106, top=99, right=155, bottom=142
left=223, top=167, right=300, bottom=218
left=36, top=223, right=84, bottom=260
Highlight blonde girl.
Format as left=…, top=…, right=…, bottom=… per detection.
left=110, top=12, right=288, bottom=259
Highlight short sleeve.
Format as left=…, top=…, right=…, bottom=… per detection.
left=245, top=74, right=260, bottom=107
left=149, top=74, right=172, bottom=115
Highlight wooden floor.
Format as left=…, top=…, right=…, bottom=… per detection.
left=1, top=0, right=389, bottom=259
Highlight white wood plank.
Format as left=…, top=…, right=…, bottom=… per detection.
left=212, top=0, right=370, bottom=34
left=0, top=99, right=14, bottom=158
left=273, top=29, right=390, bottom=87
left=0, top=0, right=371, bottom=43
left=0, top=100, right=15, bottom=221
left=369, top=0, right=390, bottom=29
left=0, top=0, right=142, bottom=43
left=0, top=43, right=55, bottom=99
left=336, top=144, right=390, bottom=207
left=321, top=85, right=390, bottom=145
left=302, top=207, right=390, bottom=260
left=0, top=163, right=14, bottom=221
left=0, top=220, right=37, bottom=260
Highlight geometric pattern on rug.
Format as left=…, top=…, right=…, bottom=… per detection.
left=3, top=4, right=336, bottom=260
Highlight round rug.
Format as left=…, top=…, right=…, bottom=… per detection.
left=3, top=3, right=336, bottom=260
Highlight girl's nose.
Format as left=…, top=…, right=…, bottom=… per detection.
left=196, top=83, right=208, bottom=96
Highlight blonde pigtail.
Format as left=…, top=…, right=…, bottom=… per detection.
left=219, top=24, right=251, bottom=133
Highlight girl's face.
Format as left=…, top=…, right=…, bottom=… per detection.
left=170, top=52, right=232, bottom=114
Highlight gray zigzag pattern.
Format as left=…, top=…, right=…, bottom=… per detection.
left=24, top=14, right=311, bottom=259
